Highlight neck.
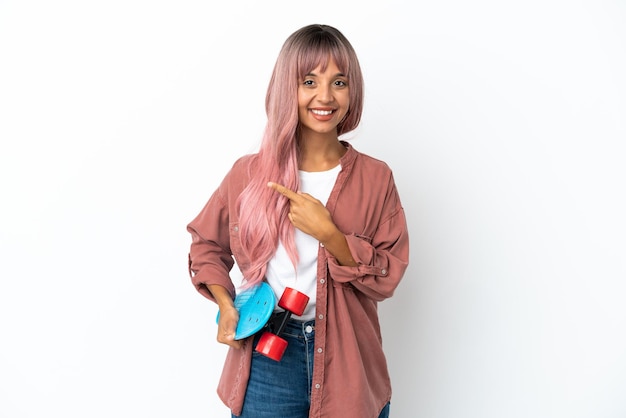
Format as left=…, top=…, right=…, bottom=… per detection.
left=298, top=132, right=346, bottom=172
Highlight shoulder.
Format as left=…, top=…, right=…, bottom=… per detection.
left=356, top=151, right=392, bottom=170
left=348, top=145, right=394, bottom=178
left=222, top=153, right=259, bottom=181
left=231, top=153, right=258, bottom=171
left=343, top=144, right=401, bottom=203
left=214, top=153, right=259, bottom=198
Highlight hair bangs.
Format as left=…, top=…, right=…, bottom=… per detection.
left=296, top=36, right=350, bottom=81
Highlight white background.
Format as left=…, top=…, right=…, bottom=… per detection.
left=1, top=1, right=625, bottom=417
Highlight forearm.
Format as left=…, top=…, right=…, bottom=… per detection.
left=319, top=227, right=358, bottom=267
left=208, top=284, right=236, bottom=311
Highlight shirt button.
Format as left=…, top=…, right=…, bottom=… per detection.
left=319, top=243, right=324, bottom=247
left=305, top=325, right=313, bottom=333
left=317, top=348, right=323, bottom=353
left=315, top=384, right=321, bottom=389
left=318, top=314, right=324, bottom=320
left=320, top=279, right=325, bottom=284
left=233, top=226, right=239, bottom=232
left=381, top=268, right=387, bottom=275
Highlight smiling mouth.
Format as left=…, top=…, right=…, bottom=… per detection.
left=311, top=109, right=334, bottom=116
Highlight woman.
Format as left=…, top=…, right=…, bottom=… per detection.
left=187, top=23, right=409, bottom=418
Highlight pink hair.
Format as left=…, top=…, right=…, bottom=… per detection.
left=237, top=24, right=364, bottom=287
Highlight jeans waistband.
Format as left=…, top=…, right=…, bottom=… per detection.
left=265, top=312, right=315, bottom=337
left=281, top=318, right=315, bottom=340
left=284, top=317, right=315, bottom=332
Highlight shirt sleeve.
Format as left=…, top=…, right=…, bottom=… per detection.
left=186, top=184, right=236, bottom=302
left=326, top=179, right=409, bottom=301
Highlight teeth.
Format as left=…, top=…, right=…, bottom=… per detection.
left=312, top=109, right=333, bottom=116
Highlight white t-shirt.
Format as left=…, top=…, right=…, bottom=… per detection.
left=265, top=164, right=341, bottom=320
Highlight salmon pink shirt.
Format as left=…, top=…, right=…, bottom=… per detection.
left=187, top=142, right=409, bottom=418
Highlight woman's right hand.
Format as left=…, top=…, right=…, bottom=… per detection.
left=208, top=284, right=243, bottom=349
left=216, top=305, right=243, bottom=349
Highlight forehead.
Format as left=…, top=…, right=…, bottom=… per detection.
left=297, top=49, right=349, bottom=78
left=306, top=58, right=344, bottom=75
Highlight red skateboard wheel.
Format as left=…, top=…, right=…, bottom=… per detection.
left=278, top=288, right=309, bottom=316
left=254, top=287, right=309, bottom=361
left=255, top=332, right=288, bottom=361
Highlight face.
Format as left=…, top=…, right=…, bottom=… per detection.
left=297, top=58, right=350, bottom=139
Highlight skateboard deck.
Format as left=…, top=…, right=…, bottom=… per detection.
left=215, top=282, right=276, bottom=340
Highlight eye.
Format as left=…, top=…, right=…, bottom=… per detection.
left=303, top=79, right=315, bottom=86
left=334, top=79, right=348, bottom=87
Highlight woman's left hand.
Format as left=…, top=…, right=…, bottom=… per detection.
left=268, top=181, right=357, bottom=267
left=267, top=182, right=335, bottom=242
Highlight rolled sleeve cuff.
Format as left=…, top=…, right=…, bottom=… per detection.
left=327, top=234, right=389, bottom=283
left=189, top=255, right=236, bottom=302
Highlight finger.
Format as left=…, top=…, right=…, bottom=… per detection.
left=267, top=182, right=300, bottom=201
left=218, top=328, right=242, bottom=348
left=296, top=192, right=319, bottom=202
left=219, top=336, right=242, bottom=349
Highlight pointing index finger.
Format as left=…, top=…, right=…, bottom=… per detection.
left=267, top=182, right=299, bottom=200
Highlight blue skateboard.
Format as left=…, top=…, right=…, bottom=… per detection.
left=216, top=282, right=276, bottom=340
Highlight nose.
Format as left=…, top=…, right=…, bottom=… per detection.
left=317, top=83, right=333, bottom=103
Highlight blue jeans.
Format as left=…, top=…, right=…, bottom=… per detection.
left=234, top=319, right=390, bottom=418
